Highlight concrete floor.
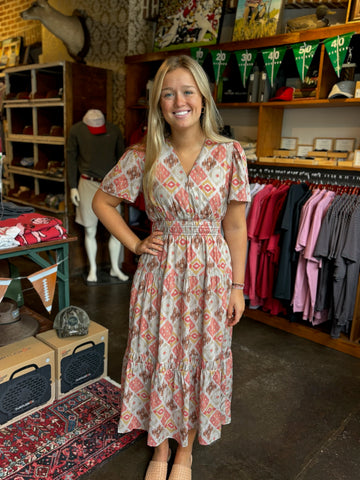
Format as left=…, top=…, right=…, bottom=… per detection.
left=26, top=270, right=360, bottom=480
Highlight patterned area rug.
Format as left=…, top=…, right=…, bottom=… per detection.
left=0, top=377, right=144, bottom=479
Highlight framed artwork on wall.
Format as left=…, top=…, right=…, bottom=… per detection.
left=0, top=37, right=22, bottom=69
left=153, top=0, right=224, bottom=51
left=232, top=0, right=284, bottom=41
left=349, top=0, right=360, bottom=21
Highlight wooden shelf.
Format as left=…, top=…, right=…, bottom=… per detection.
left=219, top=98, right=360, bottom=108
left=284, top=0, right=348, bottom=8
left=253, top=161, right=360, bottom=170
left=125, top=23, right=360, bottom=65
left=3, top=100, right=64, bottom=108
left=8, top=166, right=65, bottom=181
left=4, top=195, right=65, bottom=214
left=8, top=134, right=65, bottom=145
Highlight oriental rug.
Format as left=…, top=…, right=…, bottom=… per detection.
left=0, top=377, right=144, bottom=480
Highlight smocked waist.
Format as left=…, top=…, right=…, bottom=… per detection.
left=152, top=220, right=221, bottom=236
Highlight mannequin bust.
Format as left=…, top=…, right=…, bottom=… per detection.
left=67, top=109, right=129, bottom=283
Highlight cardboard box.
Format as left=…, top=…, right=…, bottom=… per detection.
left=37, top=320, right=108, bottom=399
left=0, top=336, right=55, bottom=428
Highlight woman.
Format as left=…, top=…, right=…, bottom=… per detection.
left=92, top=55, right=250, bottom=480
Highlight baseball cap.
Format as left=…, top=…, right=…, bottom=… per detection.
left=328, top=80, right=356, bottom=99
left=269, top=86, right=295, bottom=101
left=83, top=109, right=106, bottom=134
left=53, top=305, right=90, bottom=338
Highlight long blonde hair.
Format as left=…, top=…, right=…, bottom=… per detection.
left=143, top=55, right=231, bottom=203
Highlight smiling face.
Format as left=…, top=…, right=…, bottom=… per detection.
left=160, top=67, right=203, bottom=136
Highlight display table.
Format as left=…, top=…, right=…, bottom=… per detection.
left=0, top=237, right=77, bottom=311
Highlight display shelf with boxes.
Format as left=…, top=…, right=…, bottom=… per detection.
left=2, top=61, right=112, bottom=226
left=123, top=21, right=360, bottom=357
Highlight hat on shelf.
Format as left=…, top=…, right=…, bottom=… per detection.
left=82, top=109, right=106, bottom=135
left=328, top=80, right=356, bottom=99
left=269, top=86, right=295, bottom=102
left=0, top=299, right=39, bottom=346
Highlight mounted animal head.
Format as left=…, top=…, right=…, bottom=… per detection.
left=20, top=0, right=90, bottom=63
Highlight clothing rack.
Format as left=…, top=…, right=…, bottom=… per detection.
left=248, top=165, right=360, bottom=188
left=245, top=164, right=360, bottom=359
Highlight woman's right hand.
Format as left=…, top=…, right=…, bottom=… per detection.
left=134, top=230, right=164, bottom=256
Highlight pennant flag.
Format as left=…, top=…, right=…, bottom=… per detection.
left=235, top=49, right=257, bottom=87
left=324, top=32, right=354, bottom=77
left=190, top=47, right=208, bottom=66
left=292, top=40, right=320, bottom=82
left=210, top=50, right=231, bottom=84
left=28, top=264, right=58, bottom=313
left=0, top=278, right=12, bottom=303
left=261, top=46, right=287, bottom=87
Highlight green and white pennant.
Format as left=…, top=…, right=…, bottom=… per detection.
left=235, top=49, right=257, bottom=88
left=190, top=47, right=208, bottom=66
left=292, top=40, right=320, bottom=82
left=210, top=50, right=231, bottom=85
left=324, top=32, right=354, bottom=77
left=261, top=46, right=287, bottom=87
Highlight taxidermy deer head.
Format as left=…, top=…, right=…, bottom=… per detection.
left=20, top=0, right=90, bottom=63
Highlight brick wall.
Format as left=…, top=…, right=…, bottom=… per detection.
left=0, top=0, right=41, bottom=46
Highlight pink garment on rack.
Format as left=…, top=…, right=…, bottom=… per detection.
left=305, top=190, right=335, bottom=324
left=292, top=189, right=334, bottom=323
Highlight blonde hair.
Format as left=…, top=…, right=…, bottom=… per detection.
left=143, top=55, right=231, bottom=203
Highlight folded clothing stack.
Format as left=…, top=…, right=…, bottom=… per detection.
left=0, top=213, right=67, bottom=246
left=0, top=201, right=35, bottom=220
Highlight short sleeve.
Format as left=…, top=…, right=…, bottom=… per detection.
left=228, top=141, right=251, bottom=203
left=100, top=147, right=145, bottom=203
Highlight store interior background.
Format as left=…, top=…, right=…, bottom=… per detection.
left=1, top=5, right=360, bottom=479
left=1, top=0, right=360, bottom=275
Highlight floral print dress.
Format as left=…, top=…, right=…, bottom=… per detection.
left=100, top=139, right=250, bottom=446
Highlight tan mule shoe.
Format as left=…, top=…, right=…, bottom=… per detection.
left=168, top=456, right=192, bottom=480
left=144, top=449, right=171, bottom=480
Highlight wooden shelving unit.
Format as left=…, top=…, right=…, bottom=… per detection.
left=2, top=61, right=112, bottom=228
left=123, top=22, right=360, bottom=357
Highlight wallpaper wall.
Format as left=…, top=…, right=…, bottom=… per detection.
left=41, top=0, right=154, bottom=133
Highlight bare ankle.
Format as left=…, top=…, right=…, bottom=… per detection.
left=152, top=441, right=170, bottom=462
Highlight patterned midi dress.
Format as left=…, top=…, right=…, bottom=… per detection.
left=100, top=139, right=250, bottom=447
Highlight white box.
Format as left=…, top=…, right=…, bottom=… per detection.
left=0, top=336, right=55, bottom=428
left=37, top=320, right=108, bottom=399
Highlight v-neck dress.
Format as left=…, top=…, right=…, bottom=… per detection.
left=100, top=139, right=250, bottom=446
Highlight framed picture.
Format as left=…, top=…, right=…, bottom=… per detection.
left=232, top=0, right=284, bottom=41
left=280, top=137, right=297, bottom=150
left=349, top=0, right=360, bottom=21
left=353, top=150, right=360, bottom=166
left=0, top=37, right=22, bottom=69
left=297, top=145, right=312, bottom=157
left=334, top=138, right=356, bottom=152
left=313, top=138, right=333, bottom=151
left=153, top=0, right=224, bottom=51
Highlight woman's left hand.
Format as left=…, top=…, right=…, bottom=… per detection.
left=227, top=289, right=245, bottom=327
